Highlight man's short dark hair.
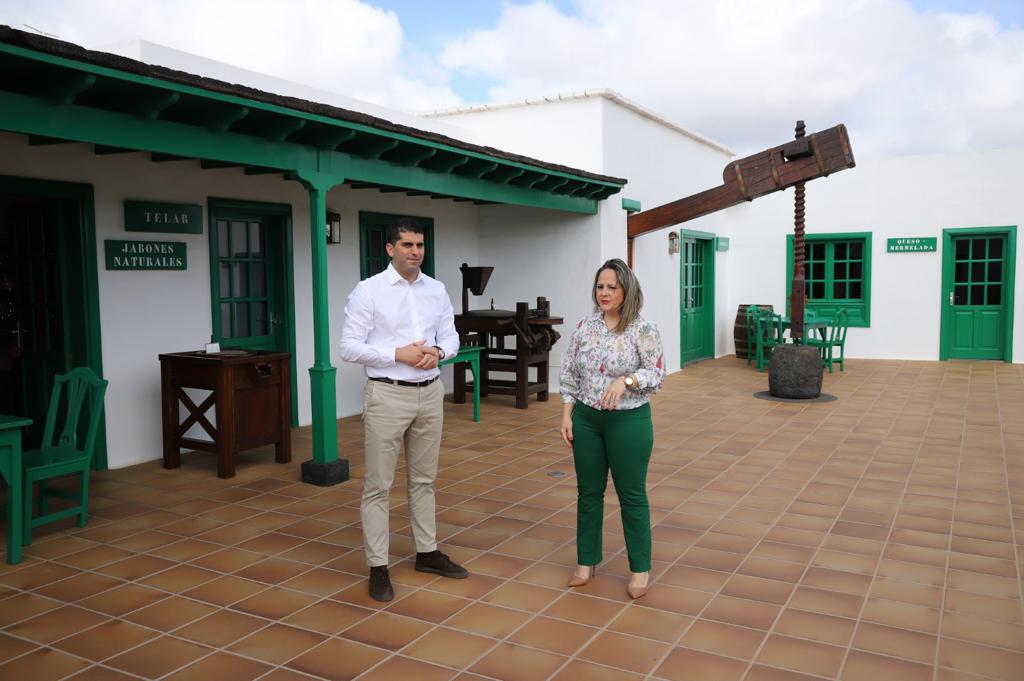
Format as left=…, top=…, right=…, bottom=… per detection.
left=387, top=218, right=425, bottom=246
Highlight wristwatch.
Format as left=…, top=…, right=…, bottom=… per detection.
left=623, top=375, right=636, bottom=389
left=433, top=345, right=445, bottom=360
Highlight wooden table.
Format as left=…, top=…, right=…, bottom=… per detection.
left=0, top=414, right=32, bottom=564
left=159, top=350, right=291, bottom=479
left=440, top=345, right=483, bottom=422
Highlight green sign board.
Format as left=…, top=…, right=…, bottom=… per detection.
left=105, top=240, right=187, bottom=270
left=887, top=237, right=936, bottom=253
left=124, top=200, right=202, bottom=234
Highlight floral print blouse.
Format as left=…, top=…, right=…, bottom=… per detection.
left=560, top=313, right=665, bottom=410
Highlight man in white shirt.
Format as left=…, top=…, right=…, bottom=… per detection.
left=340, top=218, right=467, bottom=602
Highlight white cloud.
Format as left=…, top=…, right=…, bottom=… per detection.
left=440, top=0, right=1024, bottom=158
left=1, top=0, right=464, bottom=112
left=3, top=0, right=1021, bottom=157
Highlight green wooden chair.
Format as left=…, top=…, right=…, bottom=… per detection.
left=753, top=309, right=785, bottom=372
left=744, top=305, right=761, bottom=366
left=21, top=367, right=108, bottom=545
left=806, top=309, right=849, bottom=373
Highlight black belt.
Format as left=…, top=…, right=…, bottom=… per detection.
left=369, top=376, right=439, bottom=387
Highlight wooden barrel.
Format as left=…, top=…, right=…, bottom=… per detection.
left=734, top=304, right=774, bottom=359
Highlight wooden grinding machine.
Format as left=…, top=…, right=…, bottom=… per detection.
left=451, top=263, right=563, bottom=409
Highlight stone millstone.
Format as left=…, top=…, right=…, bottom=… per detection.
left=768, top=344, right=823, bottom=399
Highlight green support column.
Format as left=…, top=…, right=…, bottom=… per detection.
left=296, top=171, right=348, bottom=485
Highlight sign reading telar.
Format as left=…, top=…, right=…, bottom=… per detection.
left=124, top=200, right=202, bottom=234
left=887, top=237, right=936, bottom=253
left=105, top=240, right=187, bottom=270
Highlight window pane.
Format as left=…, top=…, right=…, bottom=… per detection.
left=369, top=232, right=384, bottom=258
left=834, top=282, right=847, bottom=299
left=812, top=263, right=825, bottom=280
left=804, top=282, right=812, bottom=299
left=220, top=303, right=232, bottom=337
left=231, top=221, right=248, bottom=256
left=218, top=220, right=229, bottom=257
left=987, top=261, right=1002, bottom=284
left=219, top=263, right=231, bottom=297
left=232, top=263, right=248, bottom=297
left=812, top=282, right=825, bottom=299
left=835, top=262, right=847, bottom=279
left=970, top=286, right=985, bottom=305
left=834, top=243, right=847, bottom=260
left=954, top=285, right=968, bottom=305
left=971, top=238, right=986, bottom=259
left=989, top=238, right=1003, bottom=259
left=235, top=302, right=249, bottom=336
left=850, top=281, right=863, bottom=299
left=955, top=262, right=969, bottom=283
left=849, top=241, right=863, bottom=259
left=252, top=262, right=267, bottom=296
left=988, top=284, right=1001, bottom=305
left=971, top=262, right=985, bottom=283
left=955, top=239, right=969, bottom=259
left=249, top=223, right=263, bottom=255
left=253, top=302, right=268, bottom=335
left=811, top=242, right=825, bottom=259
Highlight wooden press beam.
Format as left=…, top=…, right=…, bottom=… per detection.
left=627, top=124, right=855, bottom=241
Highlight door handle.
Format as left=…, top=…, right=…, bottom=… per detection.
left=269, top=315, right=282, bottom=327
left=12, top=320, right=21, bottom=349
left=948, top=292, right=954, bottom=306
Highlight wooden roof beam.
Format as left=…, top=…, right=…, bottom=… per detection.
left=627, top=124, right=854, bottom=239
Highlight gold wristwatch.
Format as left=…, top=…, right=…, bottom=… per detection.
left=623, top=375, right=636, bottom=389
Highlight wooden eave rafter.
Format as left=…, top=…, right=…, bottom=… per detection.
left=0, top=39, right=625, bottom=214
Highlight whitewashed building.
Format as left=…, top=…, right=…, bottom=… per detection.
left=1, top=26, right=1019, bottom=477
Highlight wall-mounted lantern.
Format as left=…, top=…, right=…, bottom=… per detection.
left=326, top=210, right=341, bottom=244
left=668, top=231, right=680, bottom=255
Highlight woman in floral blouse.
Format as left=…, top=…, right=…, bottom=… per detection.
left=559, top=258, right=664, bottom=599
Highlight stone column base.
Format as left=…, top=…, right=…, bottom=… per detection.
left=768, top=344, right=823, bottom=399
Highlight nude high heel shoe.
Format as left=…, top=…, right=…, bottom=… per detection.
left=567, top=565, right=594, bottom=587
left=626, top=572, right=650, bottom=599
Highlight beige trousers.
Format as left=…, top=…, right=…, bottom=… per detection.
left=360, top=378, right=444, bottom=567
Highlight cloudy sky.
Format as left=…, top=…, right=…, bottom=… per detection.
left=3, top=0, right=1022, bottom=158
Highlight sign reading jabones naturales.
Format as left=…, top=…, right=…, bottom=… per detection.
left=105, top=240, right=186, bottom=270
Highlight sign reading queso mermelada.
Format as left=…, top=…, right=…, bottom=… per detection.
left=124, top=200, right=202, bottom=234
left=887, top=237, right=937, bottom=253
left=105, top=240, right=186, bottom=270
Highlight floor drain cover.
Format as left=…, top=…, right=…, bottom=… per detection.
left=547, top=471, right=567, bottom=478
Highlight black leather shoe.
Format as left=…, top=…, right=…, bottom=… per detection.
left=368, top=565, right=394, bottom=602
left=415, top=550, right=469, bottom=579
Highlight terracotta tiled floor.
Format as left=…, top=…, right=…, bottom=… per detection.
left=2, top=357, right=1023, bottom=680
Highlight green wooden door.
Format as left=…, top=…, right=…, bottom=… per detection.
left=208, top=200, right=298, bottom=425
left=210, top=208, right=288, bottom=352
left=944, top=233, right=1008, bottom=360
left=681, top=236, right=713, bottom=364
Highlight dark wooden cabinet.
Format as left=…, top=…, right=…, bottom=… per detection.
left=159, top=350, right=291, bottom=478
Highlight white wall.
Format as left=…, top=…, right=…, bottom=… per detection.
left=428, top=98, right=607, bottom=176
left=722, top=147, right=1024, bottom=362
left=475, top=203, right=606, bottom=377
left=0, top=133, right=485, bottom=468
left=598, top=98, right=736, bottom=369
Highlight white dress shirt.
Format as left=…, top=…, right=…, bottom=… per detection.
left=339, top=263, right=460, bottom=381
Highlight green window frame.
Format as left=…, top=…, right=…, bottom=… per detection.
left=786, top=232, right=872, bottom=327
left=358, top=211, right=435, bottom=280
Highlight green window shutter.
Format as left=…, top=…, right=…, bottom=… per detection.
left=358, top=211, right=435, bottom=280
left=786, top=232, right=872, bottom=327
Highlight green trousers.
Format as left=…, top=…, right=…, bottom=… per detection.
left=571, top=402, right=653, bottom=572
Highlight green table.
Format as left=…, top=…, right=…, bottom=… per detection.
left=0, top=414, right=32, bottom=565
left=440, top=345, right=483, bottom=422
left=780, top=316, right=832, bottom=341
